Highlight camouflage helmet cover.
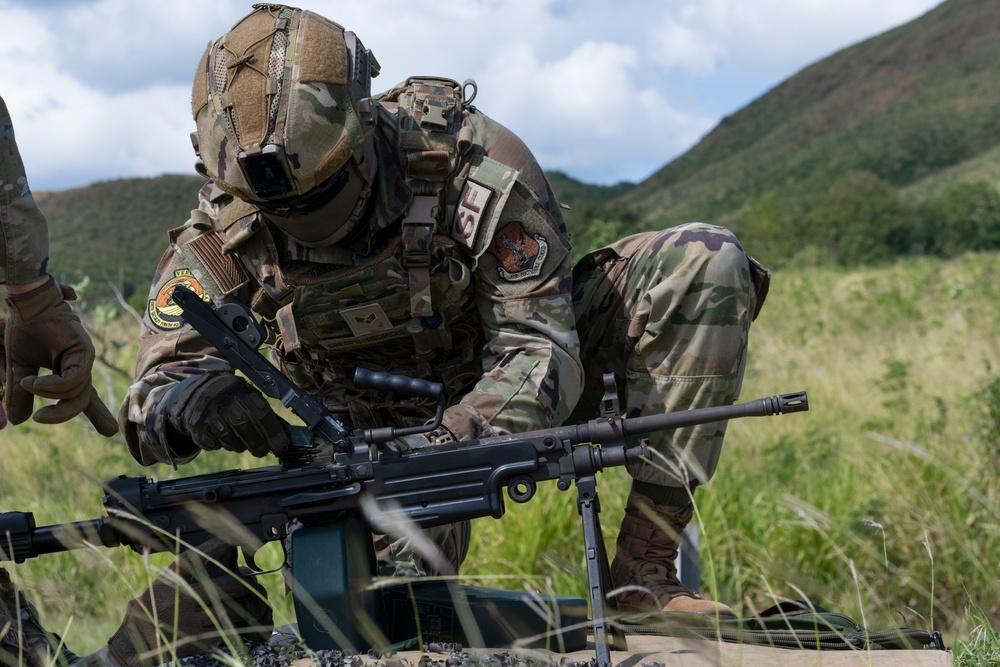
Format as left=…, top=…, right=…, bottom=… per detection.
left=191, top=3, right=378, bottom=204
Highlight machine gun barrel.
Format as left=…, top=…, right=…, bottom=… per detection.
left=486, top=391, right=809, bottom=452
left=621, top=391, right=808, bottom=437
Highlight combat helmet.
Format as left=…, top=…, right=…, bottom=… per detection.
left=191, top=3, right=380, bottom=216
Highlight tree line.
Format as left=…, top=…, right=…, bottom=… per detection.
left=568, top=171, right=1000, bottom=270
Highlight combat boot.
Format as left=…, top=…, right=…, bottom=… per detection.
left=610, top=487, right=736, bottom=619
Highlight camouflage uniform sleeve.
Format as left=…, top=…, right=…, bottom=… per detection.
left=118, top=194, right=251, bottom=466
left=438, top=112, right=583, bottom=440
left=0, top=96, right=49, bottom=286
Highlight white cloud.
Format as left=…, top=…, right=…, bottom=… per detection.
left=20, top=86, right=195, bottom=186
left=647, top=15, right=728, bottom=76
left=0, top=3, right=197, bottom=184
left=644, top=0, right=940, bottom=80
left=476, top=39, right=714, bottom=183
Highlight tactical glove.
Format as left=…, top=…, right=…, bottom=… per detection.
left=107, top=538, right=273, bottom=667
left=4, top=277, right=119, bottom=436
left=165, top=374, right=291, bottom=458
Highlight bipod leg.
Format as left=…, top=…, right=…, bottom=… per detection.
left=577, top=475, right=627, bottom=667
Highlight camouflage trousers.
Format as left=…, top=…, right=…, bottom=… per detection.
left=569, top=223, right=768, bottom=503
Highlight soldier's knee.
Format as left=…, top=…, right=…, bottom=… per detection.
left=657, top=224, right=748, bottom=291
left=704, top=230, right=751, bottom=285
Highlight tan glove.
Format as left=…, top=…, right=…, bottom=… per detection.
left=107, top=538, right=273, bottom=667
left=4, top=277, right=118, bottom=436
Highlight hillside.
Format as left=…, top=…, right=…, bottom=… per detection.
left=33, top=175, right=206, bottom=301
left=544, top=170, right=635, bottom=210
left=624, top=0, right=1000, bottom=220
left=603, top=0, right=1000, bottom=266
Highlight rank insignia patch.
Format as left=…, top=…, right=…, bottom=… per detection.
left=149, top=269, right=210, bottom=330
left=340, top=302, right=393, bottom=337
left=486, top=221, right=549, bottom=282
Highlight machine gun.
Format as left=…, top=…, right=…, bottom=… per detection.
left=0, top=286, right=808, bottom=665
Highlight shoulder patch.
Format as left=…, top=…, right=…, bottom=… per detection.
left=476, top=181, right=570, bottom=297
left=186, top=231, right=249, bottom=295
left=486, top=221, right=549, bottom=282
left=148, top=269, right=211, bottom=331
left=453, top=155, right=520, bottom=262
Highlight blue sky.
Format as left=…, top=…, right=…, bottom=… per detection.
left=1, top=0, right=942, bottom=191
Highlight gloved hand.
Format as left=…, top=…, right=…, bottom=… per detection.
left=165, top=374, right=291, bottom=457
left=107, top=538, right=273, bottom=667
left=4, top=277, right=119, bottom=436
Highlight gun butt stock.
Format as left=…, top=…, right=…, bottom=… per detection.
left=0, top=512, right=119, bottom=563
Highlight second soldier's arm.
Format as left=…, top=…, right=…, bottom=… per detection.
left=429, top=112, right=584, bottom=442
left=0, top=95, right=118, bottom=435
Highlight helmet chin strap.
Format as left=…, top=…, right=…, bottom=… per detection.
left=263, top=138, right=377, bottom=248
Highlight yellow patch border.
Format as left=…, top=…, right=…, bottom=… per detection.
left=148, top=269, right=210, bottom=330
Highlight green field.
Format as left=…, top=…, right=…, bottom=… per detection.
left=3, top=251, right=1000, bottom=663
left=468, top=250, right=1000, bottom=659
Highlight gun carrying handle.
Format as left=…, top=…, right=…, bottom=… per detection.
left=354, top=368, right=448, bottom=443
left=353, top=368, right=444, bottom=401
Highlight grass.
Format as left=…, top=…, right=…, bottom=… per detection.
left=468, top=251, right=1000, bottom=658
left=3, top=251, right=1000, bottom=661
left=954, top=604, right=1000, bottom=666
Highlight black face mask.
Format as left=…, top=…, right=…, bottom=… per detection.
left=246, top=166, right=352, bottom=217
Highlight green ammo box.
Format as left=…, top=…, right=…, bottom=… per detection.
left=291, top=519, right=589, bottom=653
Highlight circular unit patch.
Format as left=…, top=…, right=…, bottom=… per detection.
left=148, top=269, right=210, bottom=330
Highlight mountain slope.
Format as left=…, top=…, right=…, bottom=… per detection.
left=34, top=175, right=206, bottom=299
left=617, top=0, right=1000, bottom=232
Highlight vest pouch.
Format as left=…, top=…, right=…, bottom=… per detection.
left=287, top=262, right=413, bottom=354
left=278, top=238, right=477, bottom=363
